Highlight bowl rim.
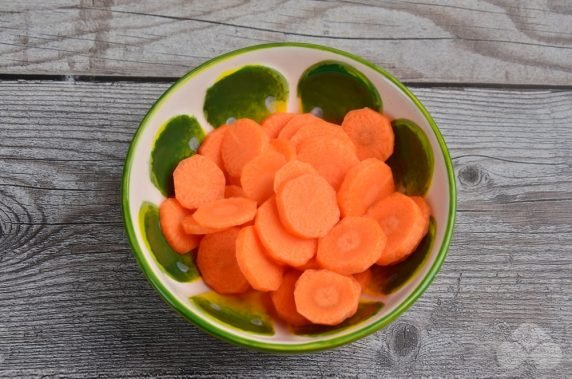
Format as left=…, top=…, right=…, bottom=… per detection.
left=121, top=42, right=457, bottom=353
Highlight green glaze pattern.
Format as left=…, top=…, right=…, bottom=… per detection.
left=387, top=119, right=434, bottom=195
left=191, top=292, right=274, bottom=335
left=139, top=202, right=199, bottom=282
left=151, top=115, right=205, bottom=196
left=297, top=60, right=381, bottom=124
left=203, top=65, right=288, bottom=127
left=369, top=218, right=436, bottom=294
left=292, top=302, right=383, bottom=336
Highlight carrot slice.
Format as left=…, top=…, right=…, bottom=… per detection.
left=366, top=192, right=426, bottom=265
left=159, top=198, right=200, bottom=254
left=342, top=108, right=394, bottom=161
left=193, top=197, right=257, bottom=229
left=261, top=112, right=295, bottom=138
left=316, top=216, right=386, bottom=275
left=292, top=257, right=322, bottom=271
left=289, top=121, right=354, bottom=151
left=181, top=214, right=223, bottom=235
left=353, top=268, right=372, bottom=292
left=221, top=118, right=269, bottom=177
left=196, top=227, right=250, bottom=294
left=270, top=271, right=310, bottom=326
left=294, top=269, right=361, bottom=325
left=273, top=160, right=317, bottom=193
left=198, top=125, right=228, bottom=170
left=337, top=158, right=395, bottom=217
left=276, top=174, right=340, bottom=238
left=278, top=113, right=329, bottom=140
left=411, top=196, right=432, bottom=236
left=269, top=138, right=296, bottom=161
left=224, top=184, right=247, bottom=198
left=236, top=226, right=284, bottom=291
left=240, top=150, right=287, bottom=203
left=255, top=197, right=316, bottom=267
left=173, top=154, right=225, bottom=210
left=297, top=135, right=359, bottom=190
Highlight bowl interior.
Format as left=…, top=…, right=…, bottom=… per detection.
left=122, top=43, right=455, bottom=352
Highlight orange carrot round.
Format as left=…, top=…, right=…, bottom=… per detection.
left=337, top=158, right=395, bottom=217
left=317, top=216, right=386, bottom=275
left=173, top=154, right=225, bottom=210
left=198, top=125, right=229, bottom=170
left=276, top=174, right=340, bottom=238
left=269, top=138, right=296, bottom=161
left=366, top=192, right=426, bottom=265
left=273, top=160, right=317, bottom=193
left=411, top=196, right=432, bottom=236
left=193, top=197, right=257, bottom=229
left=181, top=214, right=223, bottom=235
left=353, top=268, right=372, bottom=292
left=278, top=113, right=329, bottom=140
left=241, top=150, right=287, bottom=203
left=221, top=118, right=269, bottom=177
left=342, top=108, right=394, bottom=161
left=292, top=257, right=322, bottom=271
left=262, top=112, right=295, bottom=138
left=297, top=135, right=359, bottom=190
left=159, top=198, right=200, bottom=254
left=271, top=270, right=310, bottom=326
left=289, top=121, right=354, bottom=151
left=294, top=269, right=361, bottom=325
left=224, top=184, right=247, bottom=199
left=255, top=197, right=317, bottom=267
left=236, top=226, right=284, bottom=291
left=196, top=227, right=250, bottom=294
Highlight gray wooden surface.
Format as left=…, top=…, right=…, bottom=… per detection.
left=0, top=1, right=571, bottom=378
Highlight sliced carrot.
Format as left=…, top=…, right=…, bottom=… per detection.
left=342, top=108, right=394, bottom=161
left=193, top=197, right=257, bottom=229
left=159, top=198, right=200, bottom=254
left=353, top=268, right=372, bottom=292
left=294, top=269, right=361, bottom=325
left=273, top=160, right=317, bottom=193
left=289, top=121, right=354, bottom=151
left=278, top=113, right=329, bottom=140
left=269, top=138, right=296, bottom=161
left=227, top=174, right=242, bottom=187
left=221, top=118, right=269, bottom=178
left=411, top=196, right=432, bottom=236
left=262, top=112, right=295, bottom=138
left=240, top=150, right=287, bottom=203
left=276, top=174, right=340, bottom=238
left=366, top=192, right=426, bottom=265
left=181, top=214, right=223, bottom=235
left=337, top=158, right=395, bottom=217
left=292, top=257, right=322, bottom=271
left=173, top=154, right=225, bottom=210
left=224, top=184, right=247, bottom=198
left=297, top=135, right=359, bottom=190
left=236, top=226, right=284, bottom=291
left=255, top=197, right=316, bottom=267
left=196, top=227, right=250, bottom=294
left=271, top=270, right=310, bottom=326
left=316, top=216, right=385, bottom=275
left=198, top=125, right=228, bottom=170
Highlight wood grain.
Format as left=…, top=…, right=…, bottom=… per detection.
left=1, top=0, right=572, bottom=85
left=0, top=79, right=570, bottom=377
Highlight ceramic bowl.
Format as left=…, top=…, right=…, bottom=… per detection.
left=121, top=43, right=456, bottom=352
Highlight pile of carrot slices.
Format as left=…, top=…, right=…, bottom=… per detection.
left=159, top=108, right=431, bottom=327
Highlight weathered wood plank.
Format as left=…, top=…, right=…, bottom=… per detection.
left=0, top=80, right=571, bottom=377
left=1, top=0, right=572, bottom=85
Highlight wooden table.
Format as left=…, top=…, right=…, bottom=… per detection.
left=1, top=1, right=570, bottom=377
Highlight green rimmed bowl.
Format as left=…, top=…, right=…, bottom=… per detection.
left=121, top=43, right=456, bottom=352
